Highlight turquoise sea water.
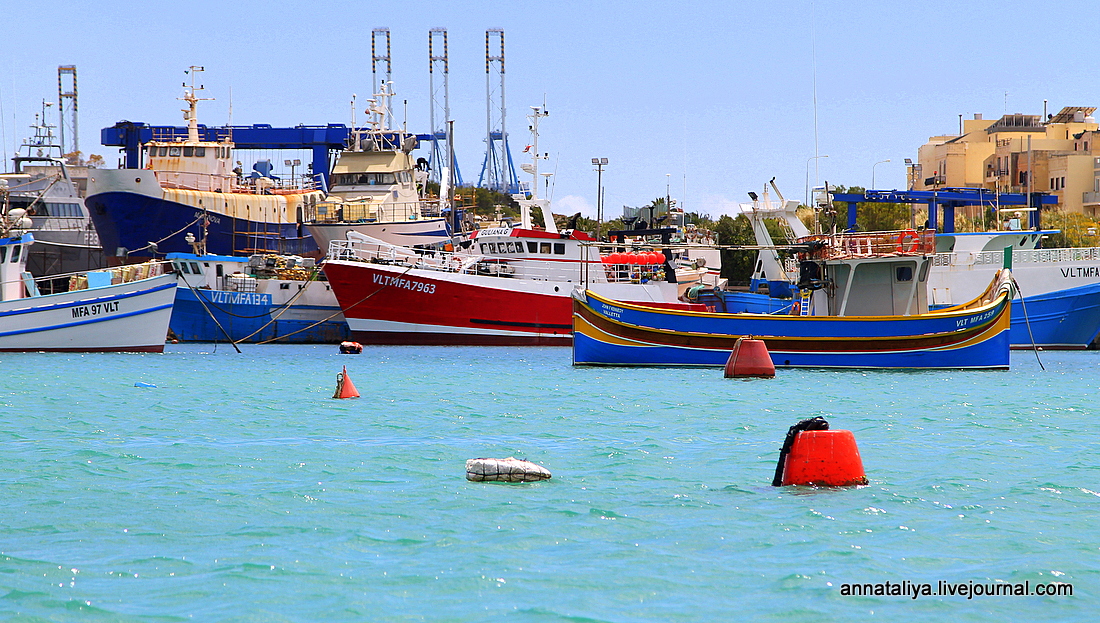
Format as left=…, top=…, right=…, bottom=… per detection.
left=2, top=345, right=1096, bottom=621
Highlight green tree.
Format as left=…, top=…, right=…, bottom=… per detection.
left=1041, top=210, right=1100, bottom=248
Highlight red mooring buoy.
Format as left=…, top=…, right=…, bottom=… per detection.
left=773, top=418, right=867, bottom=486
left=724, top=337, right=775, bottom=378
left=333, top=366, right=360, bottom=399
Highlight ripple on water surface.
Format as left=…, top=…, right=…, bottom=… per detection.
left=0, top=346, right=1095, bottom=621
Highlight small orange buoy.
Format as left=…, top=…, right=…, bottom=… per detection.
left=724, top=337, right=775, bottom=378
left=333, top=365, right=360, bottom=399
left=773, top=418, right=867, bottom=486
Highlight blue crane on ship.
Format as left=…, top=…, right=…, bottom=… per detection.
left=831, top=188, right=1059, bottom=232
left=100, top=122, right=436, bottom=189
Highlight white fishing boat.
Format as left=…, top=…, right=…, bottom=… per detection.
left=307, top=82, right=452, bottom=250
left=0, top=232, right=174, bottom=352
left=0, top=102, right=103, bottom=280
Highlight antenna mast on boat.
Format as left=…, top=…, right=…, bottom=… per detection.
left=514, top=102, right=555, bottom=233
left=179, top=66, right=211, bottom=143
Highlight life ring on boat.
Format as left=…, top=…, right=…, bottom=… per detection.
left=896, top=230, right=920, bottom=253
left=791, top=300, right=801, bottom=315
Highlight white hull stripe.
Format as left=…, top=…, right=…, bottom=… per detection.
left=0, top=281, right=177, bottom=319
left=0, top=303, right=174, bottom=339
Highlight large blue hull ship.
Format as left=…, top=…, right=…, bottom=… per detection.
left=86, top=67, right=325, bottom=261
left=86, top=185, right=320, bottom=259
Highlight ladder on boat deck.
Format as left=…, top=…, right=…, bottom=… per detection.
left=798, top=288, right=812, bottom=316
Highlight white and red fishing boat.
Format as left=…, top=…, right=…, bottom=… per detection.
left=323, top=226, right=693, bottom=345
left=322, top=105, right=699, bottom=345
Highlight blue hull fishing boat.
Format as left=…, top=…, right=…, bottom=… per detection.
left=168, top=252, right=348, bottom=343
left=573, top=213, right=1015, bottom=369
left=928, top=232, right=1100, bottom=349
left=573, top=271, right=1012, bottom=369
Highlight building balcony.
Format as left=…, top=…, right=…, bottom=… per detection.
left=1084, top=191, right=1100, bottom=206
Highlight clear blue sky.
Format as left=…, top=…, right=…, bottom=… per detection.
left=2, top=0, right=1094, bottom=219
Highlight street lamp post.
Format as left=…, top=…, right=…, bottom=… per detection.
left=592, top=158, right=608, bottom=240
left=805, top=155, right=829, bottom=207
left=871, top=159, right=891, bottom=190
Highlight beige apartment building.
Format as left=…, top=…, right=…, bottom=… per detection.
left=911, top=107, right=1100, bottom=216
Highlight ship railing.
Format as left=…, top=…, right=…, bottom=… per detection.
left=951, top=246, right=1100, bottom=267
left=801, top=230, right=936, bottom=258
left=21, top=259, right=171, bottom=295
left=329, top=238, right=613, bottom=283
left=28, top=216, right=96, bottom=232
left=313, top=199, right=443, bottom=224
left=154, top=170, right=320, bottom=194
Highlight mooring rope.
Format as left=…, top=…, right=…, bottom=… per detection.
left=1011, top=276, right=1044, bottom=371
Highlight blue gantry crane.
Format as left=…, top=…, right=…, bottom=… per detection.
left=831, top=188, right=1059, bottom=233
left=100, top=122, right=432, bottom=189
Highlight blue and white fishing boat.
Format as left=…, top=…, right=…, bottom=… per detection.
left=929, top=230, right=1100, bottom=349
left=86, top=67, right=325, bottom=260
left=168, top=250, right=349, bottom=344
left=0, top=232, right=174, bottom=352
left=574, top=276, right=1014, bottom=369
left=573, top=228, right=1015, bottom=369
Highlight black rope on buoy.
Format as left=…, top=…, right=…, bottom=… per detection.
left=1011, top=276, right=1044, bottom=371
left=771, top=416, right=830, bottom=487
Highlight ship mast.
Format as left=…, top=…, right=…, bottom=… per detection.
left=179, top=66, right=212, bottom=143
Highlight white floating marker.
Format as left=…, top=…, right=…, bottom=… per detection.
left=466, top=457, right=551, bottom=483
